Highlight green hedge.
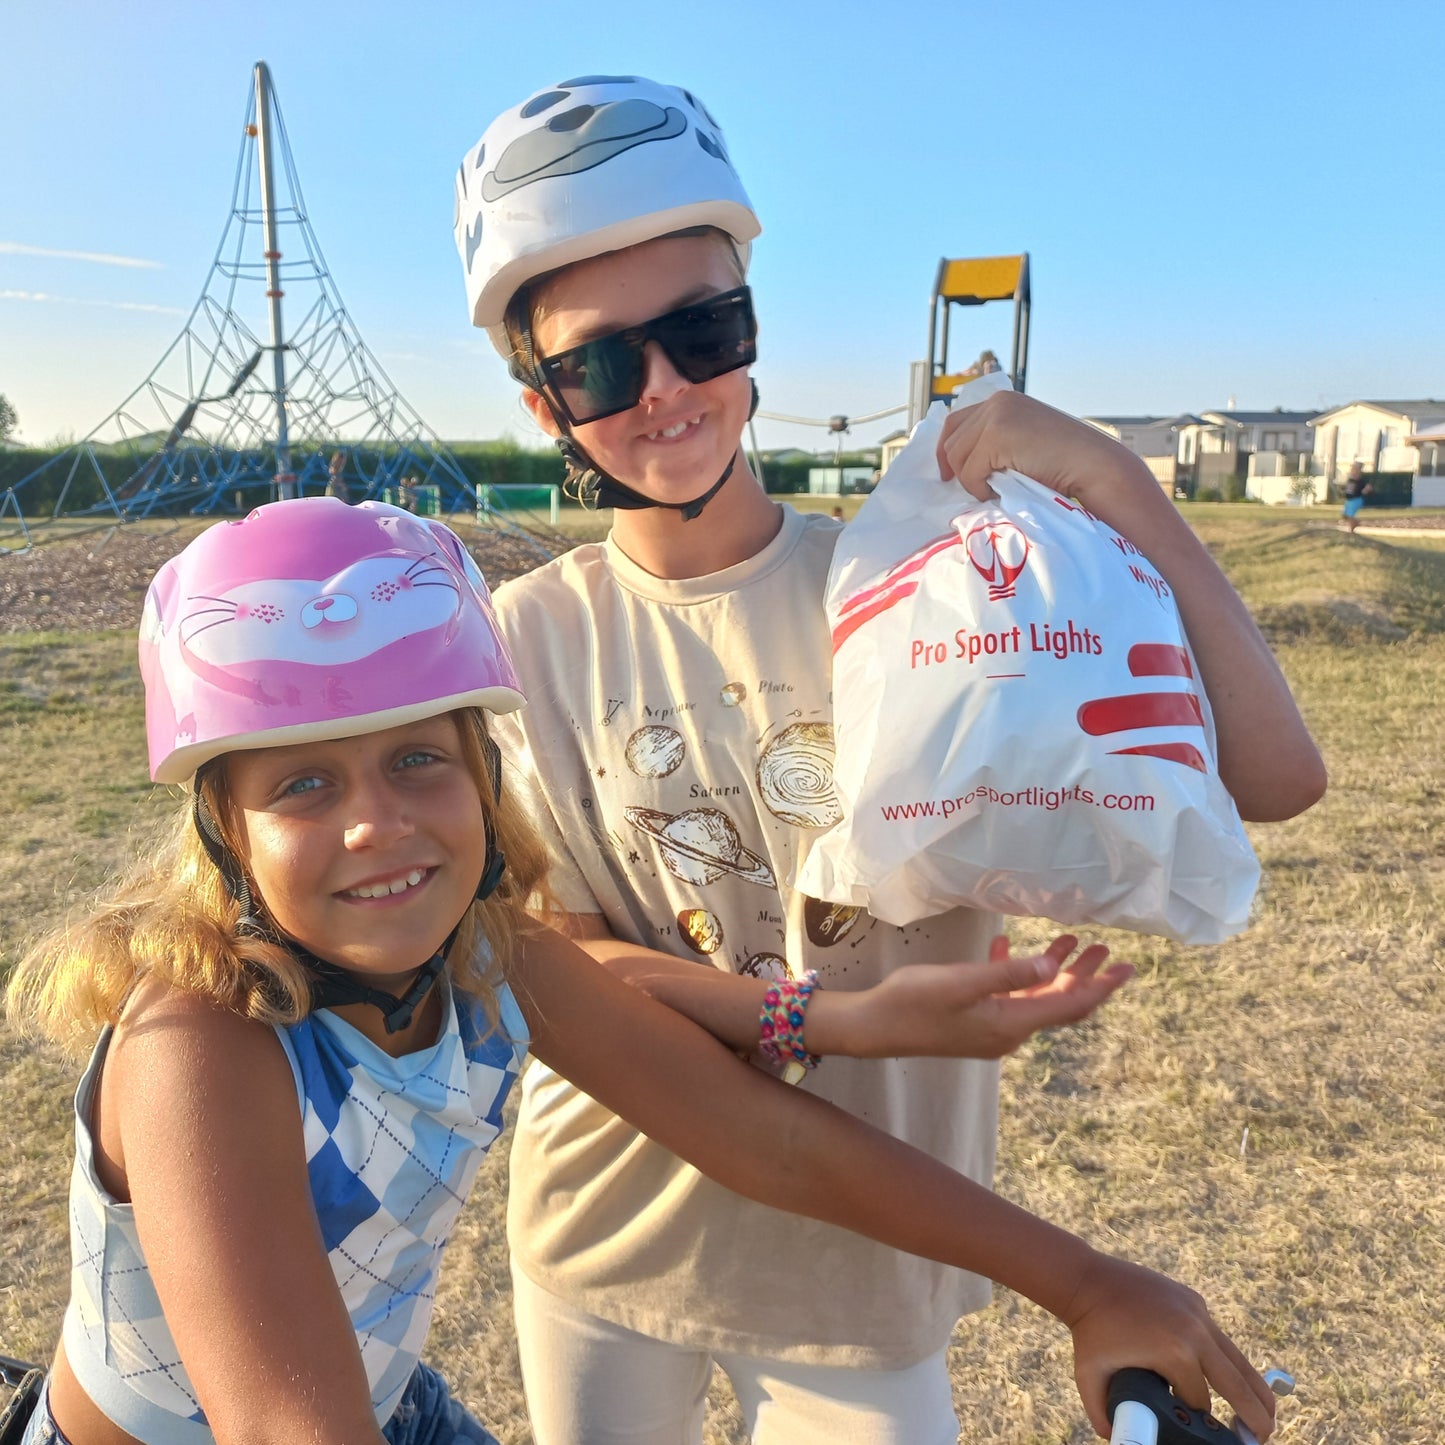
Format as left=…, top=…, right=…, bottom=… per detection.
left=447, top=441, right=567, bottom=492
left=1322, top=471, right=1414, bottom=507
left=1, top=438, right=879, bottom=511
left=0, top=446, right=119, bottom=513
left=0, top=441, right=571, bottom=517
left=755, top=451, right=877, bottom=495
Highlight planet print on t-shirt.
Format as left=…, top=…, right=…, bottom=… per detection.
left=624, top=806, right=776, bottom=888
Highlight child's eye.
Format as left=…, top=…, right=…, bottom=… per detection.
left=283, top=774, right=325, bottom=797
left=398, top=750, right=440, bottom=771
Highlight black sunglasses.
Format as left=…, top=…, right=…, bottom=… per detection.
left=537, top=286, right=757, bottom=426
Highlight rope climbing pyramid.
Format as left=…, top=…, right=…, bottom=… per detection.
left=2, top=63, right=559, bottom=561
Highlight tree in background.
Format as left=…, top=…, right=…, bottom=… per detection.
left=0, top=394, right=17, bottom=443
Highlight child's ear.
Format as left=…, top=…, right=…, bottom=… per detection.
left=522, top=388, right=561, bottom=439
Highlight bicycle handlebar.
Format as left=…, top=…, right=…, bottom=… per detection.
left=0, top=1358, right=42, bottom=1392
left=1107, top=1367, right=1294, bottom=1445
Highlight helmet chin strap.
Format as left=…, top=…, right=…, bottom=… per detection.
left=191, top=738, right=508, bottom=1035
left=545, top=380, right=759, bottom=523
left=555, top=437, right=735, bottom=521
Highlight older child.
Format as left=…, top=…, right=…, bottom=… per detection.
left=6, top=497, right=1263, bottom=1445
left=453, top=74, right=1322, bottom=1445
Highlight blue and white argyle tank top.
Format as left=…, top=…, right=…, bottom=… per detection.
left=61, top=974, right=528, bottom=1444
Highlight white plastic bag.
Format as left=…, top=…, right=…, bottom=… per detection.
left=797, top=374, right=1259, bottom=943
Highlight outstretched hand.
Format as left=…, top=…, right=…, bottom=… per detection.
left=848, top=934, right=1133, bottom=1060
left=1062, top=1253, right=1277, bottom=1441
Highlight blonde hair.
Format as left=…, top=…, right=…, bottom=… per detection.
left=5, top=708, right=551, bottom=1057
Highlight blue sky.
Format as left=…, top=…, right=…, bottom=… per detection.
left=3, top=0, right=1441, bottom=453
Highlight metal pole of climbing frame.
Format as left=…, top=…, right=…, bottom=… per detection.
left=254, top=61, right=296, bottom=500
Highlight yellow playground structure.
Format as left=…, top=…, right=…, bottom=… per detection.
left=925, top=253, right=1031, bottom=403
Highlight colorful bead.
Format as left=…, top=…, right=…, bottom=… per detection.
left=758, top=970, right=821, bottom=1076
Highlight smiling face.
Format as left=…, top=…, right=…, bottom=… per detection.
left=523, top=231, right=752, bottom=507
left=223, top=714, right=487, bottom=987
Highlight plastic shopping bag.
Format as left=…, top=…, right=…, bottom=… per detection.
left=797, top=374, right=1259, bottom=943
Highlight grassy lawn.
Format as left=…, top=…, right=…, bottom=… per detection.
left=1, top=511, right=1442, bottom=1442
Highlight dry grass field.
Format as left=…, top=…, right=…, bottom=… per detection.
left=1, top=506, right=1442, bottom=1443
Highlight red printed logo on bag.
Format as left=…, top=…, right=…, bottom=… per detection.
left=1075, top=643, right=1208, bottom=772
left=829, top=532, right=963, bottom=652
left=965, top=521, right=1030, bottom=600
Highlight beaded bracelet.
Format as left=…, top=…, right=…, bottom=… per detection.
left=758, top=970, right=822, bottom=1084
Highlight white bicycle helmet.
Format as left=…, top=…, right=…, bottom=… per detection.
left=454, top=74, right=760, bottom=356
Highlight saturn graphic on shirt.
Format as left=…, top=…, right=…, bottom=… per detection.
left=624, top=806, right=777, bottom=889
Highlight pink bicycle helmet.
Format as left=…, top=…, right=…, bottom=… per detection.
left=140, top=497, right=525, bottom=784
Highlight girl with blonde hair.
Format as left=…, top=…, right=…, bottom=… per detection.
left=7, top=496, right=1181, bottom=1445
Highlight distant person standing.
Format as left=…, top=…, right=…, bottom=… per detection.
left=954, top=350, right=1002, bottom=388
left=1340, top=461, right=1372, bottom=533
left=326, top=450, right=352, bottom=503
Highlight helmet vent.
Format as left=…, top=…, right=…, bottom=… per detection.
left=548, top=105, right=595, bottom=133
left=520, top=90, right=569, bottom=118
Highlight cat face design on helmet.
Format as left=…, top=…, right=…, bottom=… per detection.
left=479, top=80, right=707, bottom=205
left=140, top=497, right=524, bottom=783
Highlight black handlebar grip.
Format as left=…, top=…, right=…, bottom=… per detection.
left=1107, top=1368, right=1241, bottom=1444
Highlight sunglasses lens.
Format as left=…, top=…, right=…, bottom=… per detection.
left=657, top=294, right=756, bottom=385
left=541, top=288, right=756, bottom=425
left=545, top=338, right=644, bottom=425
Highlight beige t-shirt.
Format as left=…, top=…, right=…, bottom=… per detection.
left=492, top=506, right=1001, bottom=1367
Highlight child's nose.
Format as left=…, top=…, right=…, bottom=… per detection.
left=638, top=340, right=689, bottom=404
left=343, top=779, right=414, bottom=848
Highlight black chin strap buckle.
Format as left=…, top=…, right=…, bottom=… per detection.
left=583, top=452, right=737, bottom=521
left=379, top=952, right=445, bottom=1034
left=306, top=949, right=449, bottom=1034
left=678, top=456, right=735, bottom=521
left=547, top=378, right=743, bottom=523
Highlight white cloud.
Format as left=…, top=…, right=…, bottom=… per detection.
left=0, top=240, right=163, bottom=269
left=0, top=288, right=185, bottom=315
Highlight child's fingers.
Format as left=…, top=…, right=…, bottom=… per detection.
left=1206, top=1331, right=1278, bottom=1441
left=1059, top=963, right=1133, bottom=1009
left=1017, top=946, right=1132, bottom=1006
left=1082, top=1340, right=1274, bottom=1444
left=992, top=973, right=1127, bottom=1038
left=1057, top=942, right=1112, bottom=981
left=1097, top=963, right=1136, bottom=994
left=935, top=405, right=999, bottom=499
left=1028, top=971, right=1130, bottom=1028
left=997, top=935, right=1121, bottom=984
left=1041, top=933, right=1082, bottom=967
left=976, top=950, right=1061, bottom=996
left=986, top=936, right=1072, bottom=991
